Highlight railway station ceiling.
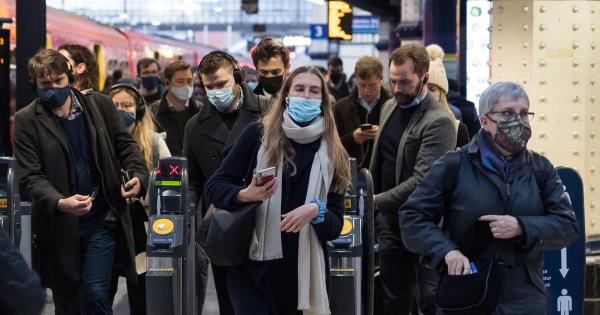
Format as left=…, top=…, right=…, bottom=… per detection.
left=46, top=0, right=314, bottom=26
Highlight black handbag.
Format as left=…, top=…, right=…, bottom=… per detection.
left=197, top=141, right=261, bottom=266
left=435, top=257, right=501, bottom=315
left=198, top=202, right=261, bottom=266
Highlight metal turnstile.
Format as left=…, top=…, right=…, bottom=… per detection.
left=146, top=157, right=197, bottom=315
left=329, top=158, right=375, bottom=315
left=0, top=157, right=21, bottom=248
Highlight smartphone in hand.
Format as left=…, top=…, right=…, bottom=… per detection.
left=120, top=169, right=132, bottom=190
left=255, top=167, right=276, bottom=186
left=360, top=123, right=373, bottom=131
left=90, top=186, right=99, bottom=200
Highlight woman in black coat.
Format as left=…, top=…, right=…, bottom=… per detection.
left=399, top=82, right=578, bottom=314
left=206, top=66, right=351, bottom=315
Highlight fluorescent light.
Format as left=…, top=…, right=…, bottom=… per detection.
left=307, top=0, right=325, bottom=5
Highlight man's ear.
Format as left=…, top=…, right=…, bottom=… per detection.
left=75, top=63, right=86, bottom=75
left=285, top=64, right=291, bottom=75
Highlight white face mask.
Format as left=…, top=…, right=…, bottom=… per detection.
left=170, top=85, right=193, bottom=101
left=432, top=92, right=440, bottom=102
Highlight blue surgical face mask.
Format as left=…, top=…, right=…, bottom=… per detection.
left=207, top=87, right=235, bottom=110
left=38, top=86, right=71, bottom=110
left=118, top=110, right=136, bottom=127
left=286, top=96, right=322, bottom=123
left=246, top=81, right=258, bottom=91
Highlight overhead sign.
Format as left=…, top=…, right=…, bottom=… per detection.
left=328, top=1, right=353, bottom=41
left=544, top=167, right=585, bottom=315
left=352, top=16, right=379, bottom=34
left=310, top=24, right=328, bottom=40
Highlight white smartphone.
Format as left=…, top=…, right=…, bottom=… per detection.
left=255, top=167, right=277, bottom=186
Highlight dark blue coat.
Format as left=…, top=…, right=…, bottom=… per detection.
left=399, top=132, right=578, bottom=313
left=0, top=230, right=45, bottom=315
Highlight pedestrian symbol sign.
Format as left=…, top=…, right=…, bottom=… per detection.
left=544, top=167, right=585, bottom=314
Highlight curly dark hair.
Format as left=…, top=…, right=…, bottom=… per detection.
left=58, top=44, right=99, bottom=90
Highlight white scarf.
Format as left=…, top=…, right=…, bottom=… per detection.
left=249, top=111, right=332, bottom=315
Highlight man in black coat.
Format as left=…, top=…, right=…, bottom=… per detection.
left=13, top=49, right=149, bottom=314
left=183, top=51, right=267, bottom=315
left=334, top=56, right=392, bottom=169
left=150, top=60, right=201, bottom=156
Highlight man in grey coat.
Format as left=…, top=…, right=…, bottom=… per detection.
left=369, top=44, right=457, bottom=315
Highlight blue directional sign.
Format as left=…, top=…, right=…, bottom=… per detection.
left=352, top=16, right=379, bottom=34
left=544, top=167, right=585, bottom=315
left=310, top=24, right=328, bottom=39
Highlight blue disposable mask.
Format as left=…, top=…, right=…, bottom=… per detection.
left=141, top=76, right=160, bottom=90
left=287, top=96, right=322, bottom=123
left=118, top=110, right=136, bottom=127
left=207, top=87, right=235, bottom=110
left=38, top=86, right=71, bottom=110
left=247, top=81, right=258, bottom=91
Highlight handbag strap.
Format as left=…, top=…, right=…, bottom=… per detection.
left=243, top=137, right=262, bottom=185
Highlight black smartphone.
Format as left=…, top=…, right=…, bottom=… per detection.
left=360, top=123, right=373, bottom=131
left=120, top=169, right=132, bottom=190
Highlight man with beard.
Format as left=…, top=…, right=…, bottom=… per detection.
left=251, top=37, right=290, bottom=104
left=369, top=44, right=456, bottom=315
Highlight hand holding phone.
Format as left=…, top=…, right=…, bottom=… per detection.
left=255, top=167, right=276, bottom=186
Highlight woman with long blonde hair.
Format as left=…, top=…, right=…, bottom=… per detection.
left=107, top=84, right=170, bottom=314
left=206, top=65, right=350, bottom=315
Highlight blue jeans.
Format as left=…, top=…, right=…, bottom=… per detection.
left=80, top=223, right=116, bottom=315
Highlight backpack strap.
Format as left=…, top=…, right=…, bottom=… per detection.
left=443, top=149, right=463, bottom=194
left=528, top=149, right=547, bottom=193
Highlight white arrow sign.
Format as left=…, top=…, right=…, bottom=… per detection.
left=560, top=247, right=569, bottom=278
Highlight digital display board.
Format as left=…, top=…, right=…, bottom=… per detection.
left=466, top=0, right=492, bottom=107
left=328, top=1, right=353, bottom=41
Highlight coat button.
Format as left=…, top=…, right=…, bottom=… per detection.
left=211, top=156, right=217, bottom=161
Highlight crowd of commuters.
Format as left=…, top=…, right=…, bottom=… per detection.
left=1, top=36, right=578, bottom=315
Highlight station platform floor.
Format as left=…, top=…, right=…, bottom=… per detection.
left=41, top=266, right=220, bottom=315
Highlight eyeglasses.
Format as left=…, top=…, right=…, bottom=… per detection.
left=114, top=101, right=135, bottom=110
left=488, top=110, right=535, bottom=121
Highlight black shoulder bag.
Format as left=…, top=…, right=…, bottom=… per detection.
left=197, top=141, right=262, bottom=266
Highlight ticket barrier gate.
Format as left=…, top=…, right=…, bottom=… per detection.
left=329, top=158, right=375, bottom=315
left=0, top=157, right=21, bottom=248
left=146, top=157, right=197, bottom=315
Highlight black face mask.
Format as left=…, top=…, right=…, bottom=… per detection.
left=259, top=75, right=284, bottom=95
left=329, top=71, right=342, bottom=84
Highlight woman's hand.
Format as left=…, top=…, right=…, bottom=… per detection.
left=479, top=215, right=523, bottom=239
left=279, top=203, right=319, bottom=233
left=444, top=249, right=471, bottom=275
left=236, top=175, right=278, bottom=203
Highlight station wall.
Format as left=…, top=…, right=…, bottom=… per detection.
left=490, top=0, right=600, bottom=236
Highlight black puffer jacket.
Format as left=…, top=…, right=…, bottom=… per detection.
left=399, top=132, right=578, bottom=297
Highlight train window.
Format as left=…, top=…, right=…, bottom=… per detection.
left=119, top=61, right=128, bottom=69
left=108, top=59, right=118, bottom=69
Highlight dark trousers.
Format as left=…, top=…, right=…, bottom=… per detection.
left=53, top=223, right=116, bottom=315
left=109, top=272, right=146, bottom=315
left=197, top=245, right=209, bottom=314
left=212, top=264, right=235, bottom=315
left=379, top=248, right=418, bottom=315
left=227, top=263, right=270, bottom=315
